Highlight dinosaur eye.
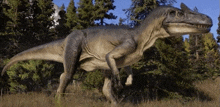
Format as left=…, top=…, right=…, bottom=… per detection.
left=177, top=11, right=184, bottom=17
left=169, top=11, right=176, bottom=17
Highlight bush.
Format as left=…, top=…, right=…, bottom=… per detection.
left=81, top=70, right=104, bottom=91
left=4, top=59, right=58, bottom=93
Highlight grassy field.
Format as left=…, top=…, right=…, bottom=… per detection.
left=0, top=78, right=219, bottom=107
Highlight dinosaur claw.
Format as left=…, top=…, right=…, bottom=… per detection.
left=113, top=75, right=123, bottom=91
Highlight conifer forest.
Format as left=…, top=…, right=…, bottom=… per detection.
left=0, top=0, right=220, bottom=106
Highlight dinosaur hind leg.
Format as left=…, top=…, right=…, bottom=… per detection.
left=56, top=33, right=83, bottom=101
left=103, top=70, right=118, bottom=106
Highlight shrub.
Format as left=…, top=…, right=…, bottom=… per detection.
left=4, top=59, right=57, bottom=93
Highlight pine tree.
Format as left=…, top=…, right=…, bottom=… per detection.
left=77, top=0, right=95, bottom=29
left=55, top=4, right=70, bottom=38
left=31, top=0, right=54, bottom=43
left=5, top=60, right=56, bottom=93
left=3, top=0, right=32, bottom=55
left=66, top=0, right=78, bottom=30
left=202, top=33, right=220, bottom=78
left=118, top=18, right=126, bottom=26
left=184, top=38, right=190, bottom=57
left=185, top=33, right=220, bottom=80
left=2, top=0, right=56, bottom=93
left=0, top=0, right=11, bottom=56
left=154, top=37, right=194, bottom=98
left=188, top=34, right=204, bottom=60
left=94, top=0, right=116, bottom=25
left=4, top=0, right=30, bottom=36
left=132, top=36, right=194, bottom=99
left=217, top=15, right=220, bottom=42
left=0, top=0, right=9, bottom=33
left=217, top=15, right=220, bottom=36
left=3, top=0, right=54, bottom=45
left=126, top=0, right=176, bottom=26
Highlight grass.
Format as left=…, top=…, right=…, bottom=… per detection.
left=0, top=78, right=219, bottom=107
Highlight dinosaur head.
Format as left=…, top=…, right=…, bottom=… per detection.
left=163, top=3, right=212, bottom=35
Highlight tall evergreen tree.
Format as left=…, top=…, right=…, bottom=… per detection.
left=94, top=0, right=116, bottom=25
left=0, top=0, right=11, bottom=56
left=185, top=33, right=220, bottom=80
left=202, top=33, right=220, bottom=78
left=188, top=34, right=207, bottom=79
left=132, top=36, right=194, bottom=99
left=217, top=15, right=220, bottom=36
left=2, top=0, right=57, bottom=93
left=77, top=0, right=95, bottom=29
left=154, top=37, right=189, bottom=79
left=4, top=0, right=30, bottom=36
left=217, top=15, right=220, bottom=42
left=3, top=0, right=31, bottom=55
left=125, top=0, right=176, bottom=26
left=188, top=34, right=203, bottom=60
left=0, top=0, right=9, bottom=33
left=31, top=0, right=54, bottom=43
left=3, top=0, right=54, bottom=46
left=66, top=0, right=78, bottom=30
left=184, top=38, right=190, bottom=57
left=118, top=17, right=126, bottom=26
left=55, top=4, right=70, bottom=38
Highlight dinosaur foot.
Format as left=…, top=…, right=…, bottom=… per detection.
left=55, top=93, right=64, bottom=106
left=111, top=101, right=118, bottom=107
left=125, top=75, right=133, bottom=86
left=113, top=74, right=123, bottom=91
left=114, top=81, right=123, bottom=91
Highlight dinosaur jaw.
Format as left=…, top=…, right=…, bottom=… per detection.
left=164, top=23, right=212, bottom=35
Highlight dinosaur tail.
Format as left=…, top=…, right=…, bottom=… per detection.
left=1, top=39, right=65, bottom=76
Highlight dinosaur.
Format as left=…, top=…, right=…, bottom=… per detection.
left=1, top=3, right=212, bottom=106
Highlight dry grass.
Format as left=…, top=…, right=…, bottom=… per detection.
left=1, top=78, right=220, bottom=107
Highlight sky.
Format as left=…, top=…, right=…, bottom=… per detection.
left=53, top=0, right=219, bottom=38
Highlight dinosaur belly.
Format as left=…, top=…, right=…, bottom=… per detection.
left=79, top=52, right=143, bottom=72
left=79, top=58, right=109, bottom=71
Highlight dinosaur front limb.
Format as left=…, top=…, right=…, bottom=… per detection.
left=105, top=39, right=136, bottom=89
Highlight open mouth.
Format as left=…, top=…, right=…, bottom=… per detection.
left=164, top=23, right=212, bottom=30
left=163, top=23, right=212, bottom=34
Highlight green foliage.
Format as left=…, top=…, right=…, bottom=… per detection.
left=55, top=4, right=70, bottom=38
left=152, top=37, right=194, bottom=98
left=77, top=0, right=95, bottom=29
left=217, top=15, right=220, bottom=36
left=0, top=0, right=9, bottom=33
left=65, top=0, right=78, bottom=30
left=125, top=36, right=217, bottom=100
left=31, top=0, right=54, bottom=42
left=2, top=0, right=31, bottom=56
left=5, top=59, right=56, bottom=93
left=186, top=33, right=220, bottom=80
left=126, top=0, right=176, bottom=26
left=202, top=33, right=220, bottom=78
left=1, top=0, right=55, bottom=57
left=3, top=0, right=30, bottom=38
left=81, top=70, right=104, bottom=90
left=94, top=0, right=116, bottom=25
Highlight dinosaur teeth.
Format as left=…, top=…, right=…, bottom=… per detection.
left=166, top=23, right=210, bottom=29
left=196, top=25, right=209, bottom=29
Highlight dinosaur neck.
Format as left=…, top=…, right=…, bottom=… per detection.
left=134, top=17, right=170, bottom=53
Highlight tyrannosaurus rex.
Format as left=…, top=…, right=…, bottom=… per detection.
left=1, top=3, right=212, bottom=106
